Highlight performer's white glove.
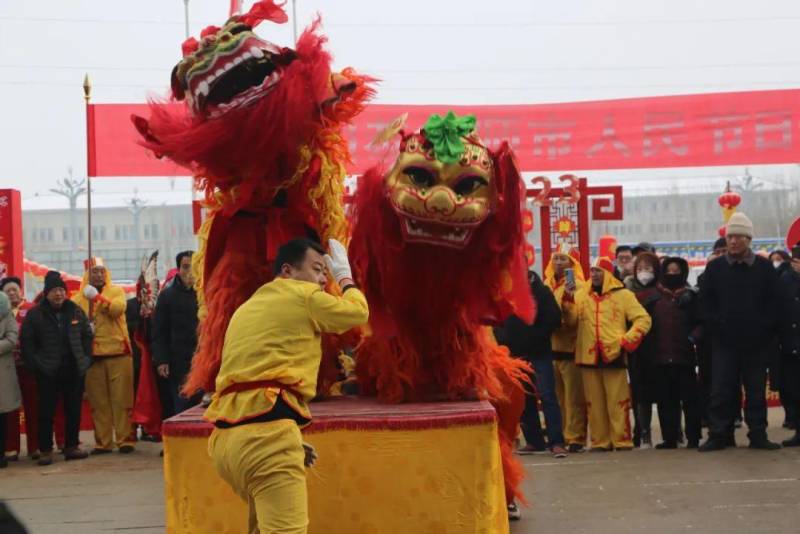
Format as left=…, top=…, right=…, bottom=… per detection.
left=303, top=442, right=318, bottom=467
left=324, top=239, right=354, bottom=286
left=83, top=285, right=99, bottom=301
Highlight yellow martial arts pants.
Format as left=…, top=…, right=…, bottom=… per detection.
left=554, top=359, right=587, bottom=446
left=581, top=367, right=633, bottom=450
left=208, top=419, right=308, bottom=534
left=85, top=354, right=134, bottom=450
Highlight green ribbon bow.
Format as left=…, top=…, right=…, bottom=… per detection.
left=422, top=111, right=477, bottom=164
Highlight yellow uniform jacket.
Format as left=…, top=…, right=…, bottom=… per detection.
left=544, top=254, right=585, bottom=355
left=204, top=278, right=369, bottom=425
left=568, top=271, right=651, bottom=367
left=72, top=267, right=130, bottom=357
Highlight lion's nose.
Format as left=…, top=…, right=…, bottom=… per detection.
left=424, top=187, right=457, bottom=216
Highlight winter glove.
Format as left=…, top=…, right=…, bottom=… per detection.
left=303, top=442, right=318, bottom=467
left=324, top=239, right=354, bottom=286
left=83, top=285, right=99, bottom=301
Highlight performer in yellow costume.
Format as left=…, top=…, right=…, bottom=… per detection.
left=73, top=257, right=136, bottom=453
left=569, top=257, right=651, bottom=451
left=544, top=243, right=588, bottom=452
left=204, top=238, right=369, bottom=534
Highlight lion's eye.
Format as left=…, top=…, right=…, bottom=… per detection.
left=453, top=175, right=488, bottom=196
left=404, top=166, right=435, bottom=188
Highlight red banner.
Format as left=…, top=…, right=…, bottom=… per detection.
left=0, top=190, right=24, bottom=284
left=87, top=89, right=800, bottom=177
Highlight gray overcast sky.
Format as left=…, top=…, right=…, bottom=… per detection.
left=3, top=0, right=800, bottom=208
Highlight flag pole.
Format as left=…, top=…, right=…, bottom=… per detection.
left=83, top=73, right=93, bottom=259
left=292, top=0, right=298, bottom=44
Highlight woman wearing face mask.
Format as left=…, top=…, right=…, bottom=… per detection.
left=770, top=250, right=791, bottom=275
left=625, top=252, right=660, bottom=448
left=644, top=258, right=703, bottom=448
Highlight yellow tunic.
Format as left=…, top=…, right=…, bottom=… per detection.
left=72, top=267, right=130, bottom=356
left=204, top=278, right=369, bottom=425
left=566, top=270, right=651, bottom=367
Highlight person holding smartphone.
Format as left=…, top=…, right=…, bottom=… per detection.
left=544, top=243, right=588, bottom=453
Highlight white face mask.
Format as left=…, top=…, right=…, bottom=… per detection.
left=637, top=271, right=655, bottom=285
left=773, top=261, right=783, bottom=270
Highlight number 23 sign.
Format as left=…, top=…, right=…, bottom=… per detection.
left=527, top=176, right=623, bottom=274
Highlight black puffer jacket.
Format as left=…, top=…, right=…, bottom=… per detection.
left=699, top=253, right=780, bottom=350
left=635, top=258, right=701, bottom=367
left=779, top=268, right=800, bottom=357
left=21, top=299, right=93, bottom=377
left=494, top=271, right=561, bottom=361
left=152, top=276, right=198, bottom=379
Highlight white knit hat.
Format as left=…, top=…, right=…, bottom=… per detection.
left=726, top=212, right=754, bottom=239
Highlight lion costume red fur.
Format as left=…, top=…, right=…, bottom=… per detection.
left=133, top=1, right=372, bottom=396
left=350, top=112, right=537, bottom=503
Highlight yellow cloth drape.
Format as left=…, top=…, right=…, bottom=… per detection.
left=164, top=421, right=509, bottom=534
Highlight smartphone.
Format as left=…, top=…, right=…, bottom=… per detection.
left=793, top=245, right=800, bottom=260
left=565, top=268, right=575, bottom=288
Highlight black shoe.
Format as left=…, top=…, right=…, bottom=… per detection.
left=5, top=454, right=18, bottom=462
left=686, top=440, right=699, bottom=449
left=0, top=457, right=7, bottom=469
left=725, top=435, right=737, bottom=447
left=567, top=443, right=586, bottom=453
left=507, top=501, right=521, bottom=521
left=119, top=445, right=135, bottom=454
left=37, top=452, right=53, bottom=466
left=655, top=441, right=678, bottom=450
left=698, top=438, right=726, bottom=452
left=749, top=438, right=781, bottom=450
left=781, top=434, right=800, bottom=447
left=91, top=448, right=112, bottom=455
left=63, top=447, right=89, bottom=461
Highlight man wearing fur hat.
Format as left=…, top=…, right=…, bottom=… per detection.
left=20, top=271, right=92, bottom=465
left=73, top=258, right=136, bottom=454
left=699, top=213, right=782, bottom=451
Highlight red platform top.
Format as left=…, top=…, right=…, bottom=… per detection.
left=162, top=396, right=498, bottom=438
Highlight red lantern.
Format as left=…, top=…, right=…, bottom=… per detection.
left=522, top=209, right=534, bottom=233
left=717, top=182, right=742, bottom=210
left=524, top=243, right=536, bottom=267
left=718, top=225, right=727, bottom=238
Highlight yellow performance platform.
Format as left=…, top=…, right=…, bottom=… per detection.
left=162, top=396, right=509, bottom=533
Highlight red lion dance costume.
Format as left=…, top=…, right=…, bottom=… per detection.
left=133, top=1, right=372, bottom=396
left=350, top=112, right=537, bottom=505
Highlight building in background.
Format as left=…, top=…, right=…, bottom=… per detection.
left=23, top=204, right=197, bottom=281
left=588, top=187, right=798, bottom=245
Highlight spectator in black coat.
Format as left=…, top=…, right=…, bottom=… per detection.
left=699, top=213, right=782, bottom=452
left=778, top=250, right=800, bottom=446
left=767, top=250, right=794, bottom=429
left=696, top=237, right=730, bottom=426
left=152, top=251, right=200, bottom=414
left=21, top=271, right=92, bottom=465
left=637, top=257, right=703, bottom=448
left=495, top=271, right=565, bottom=457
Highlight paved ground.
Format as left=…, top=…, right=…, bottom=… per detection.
left=513, top=408, right=800, bottom=534
left=1, top=435, right=165, bottom=533
left=1, top=409, right=799, bottom=533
